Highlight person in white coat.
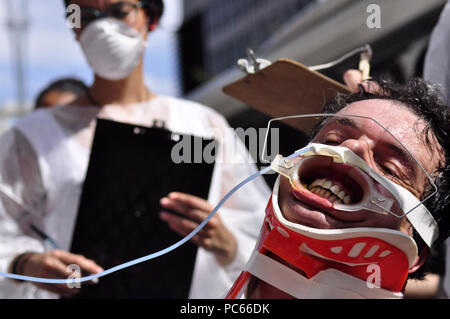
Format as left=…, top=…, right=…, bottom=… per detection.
left=0, top=0, right=271, bottom=298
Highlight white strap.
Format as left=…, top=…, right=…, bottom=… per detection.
left=246, top=251, right=360, bottom=298
left=246, top=251, right=402, bottom=299
left=388, top=182, right=439, bottom=247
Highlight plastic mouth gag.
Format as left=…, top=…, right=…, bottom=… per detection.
left=271, top=147, right=396, bottom=217
left=224, top=113, right=441, bottom=299
left=263, top=114, right=439, bottom=247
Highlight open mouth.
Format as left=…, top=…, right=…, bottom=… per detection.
left=290, top=155, right=368, bottom=209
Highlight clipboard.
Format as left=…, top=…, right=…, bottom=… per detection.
left=69, top=119, right=217, bottom=298
left=223, top=58, right=352, bottom=132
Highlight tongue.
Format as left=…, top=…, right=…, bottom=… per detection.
left=291, top=181, right=334, bottom=211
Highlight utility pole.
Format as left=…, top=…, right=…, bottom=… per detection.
left=6, top=0, right=29, bottom=116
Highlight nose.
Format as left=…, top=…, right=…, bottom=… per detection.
left=339, top=137, right=376, bottom=168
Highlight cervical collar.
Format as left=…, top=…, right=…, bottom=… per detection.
left=226, top=179, right=416, bottom=299
left=226, top=143, right=435, bottom=299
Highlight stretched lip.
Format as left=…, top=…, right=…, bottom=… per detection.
left=288, top=156, right=369, bottom=224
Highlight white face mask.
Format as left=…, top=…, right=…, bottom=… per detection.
left=79, top=17, right=147, bottom=81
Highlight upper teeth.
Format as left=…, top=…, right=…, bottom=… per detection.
left=308, top=178, right=351, bottom=204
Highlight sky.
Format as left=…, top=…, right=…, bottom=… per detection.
left=0, top=0, right=183, bottom=110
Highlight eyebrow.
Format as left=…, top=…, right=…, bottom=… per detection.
left=332, top=117, right=359, bottom=129
left=314, top=117, right=358, bottom=136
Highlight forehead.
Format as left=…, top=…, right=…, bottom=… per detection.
left=334, top=99, right=425, bottom=149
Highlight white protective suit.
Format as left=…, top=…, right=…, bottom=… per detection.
left=424, top=0, right=450, bottom=104
left=0, top=95, right=271, bottom=299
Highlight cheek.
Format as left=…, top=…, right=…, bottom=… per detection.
left=362, top=210, right=403, bottom=231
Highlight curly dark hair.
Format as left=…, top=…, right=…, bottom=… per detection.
left=63, top=0, right=164, bottom=23
left=310, top=78, right=450, bottom=279
left=35, top=77, right=88, bottom=108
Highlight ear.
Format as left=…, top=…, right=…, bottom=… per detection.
left=408, top=246, right=428, bottom=274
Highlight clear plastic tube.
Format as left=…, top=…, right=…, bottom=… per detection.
left=0, top=160, right=293, bottom=284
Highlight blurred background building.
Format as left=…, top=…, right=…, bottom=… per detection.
left=181, top=0, right=447, bottom=119
left=179, top=0, right=315, bottom=92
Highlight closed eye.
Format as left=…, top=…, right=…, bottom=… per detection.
left=322, top=139, right=341, bottom=146
left=378, top=164, right=398, bottom=179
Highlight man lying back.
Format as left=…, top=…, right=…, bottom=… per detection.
left=226, top=77, right=450, bottom=299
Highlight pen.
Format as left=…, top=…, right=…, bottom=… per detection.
left=30, top=224, right=60, bottom=249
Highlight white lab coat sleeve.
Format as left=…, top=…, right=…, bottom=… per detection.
left=424, top=1, right=450, bottom=104
left=207, top=113, right=271, bottom=289
left=0, top=128, right=46, bottom=298
left=165, top=99, right=272, bottom=298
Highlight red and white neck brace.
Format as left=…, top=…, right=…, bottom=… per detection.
left=226, top=177, right=418, bottom=299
